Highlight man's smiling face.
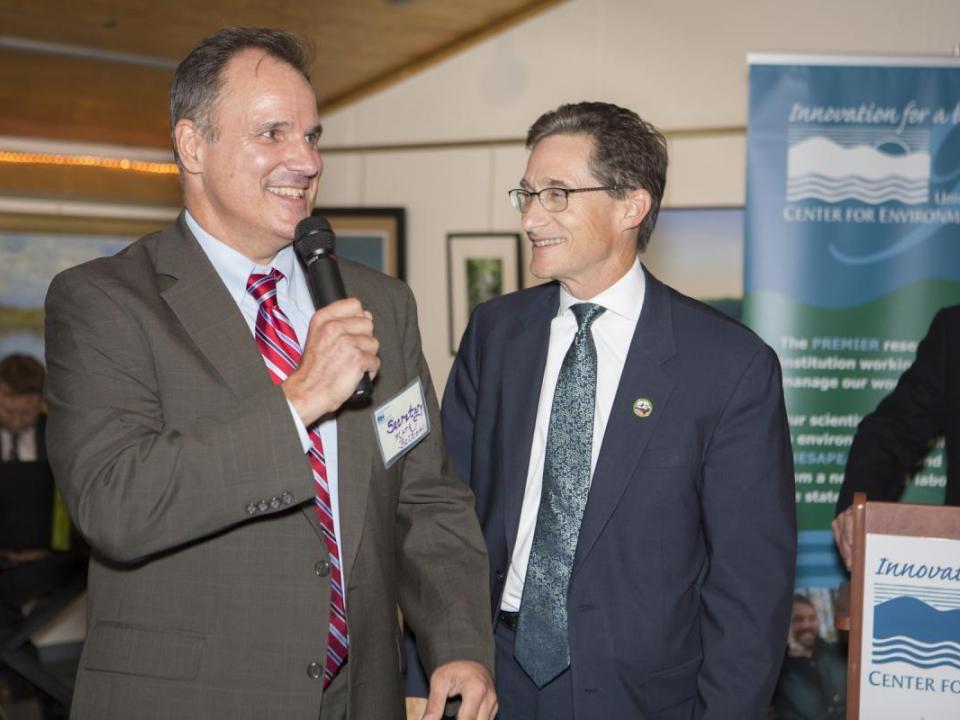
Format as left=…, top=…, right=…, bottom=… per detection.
left=520, top=133, right=638, bottom=300
left=183, top=49, right=323, bottom=264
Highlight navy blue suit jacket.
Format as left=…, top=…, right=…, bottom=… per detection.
left=442, top=269, right=796, bottom=719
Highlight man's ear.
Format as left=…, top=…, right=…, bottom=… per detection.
left=621, top=188, right=652, bottom=231
left=174, top=119, right=205, bottom=174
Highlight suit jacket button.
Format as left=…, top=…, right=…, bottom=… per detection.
left=315, top=560, right=331, bottom=577
left=258, top=499, right=269, bottom=512
left=495, top=570, right=505, bottom=583
left=245, top=503, right=257, bottom=515
left=307, top=661, right=322, bottom=679
left=281, top=492, right=293, bottom=506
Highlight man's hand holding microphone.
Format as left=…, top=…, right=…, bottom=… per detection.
left=282, top=216, right=380, bottom=426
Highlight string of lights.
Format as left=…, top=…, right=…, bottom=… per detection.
left=0, top=150, right=178, bottom=175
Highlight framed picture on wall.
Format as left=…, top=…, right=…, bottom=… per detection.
left=644, top=207, right=744, bottom=319
left=312, top=207, right=406, bottom=280
left=447, top=232, right=521, bottom=353
left=0, top=210, right=172, bottom=361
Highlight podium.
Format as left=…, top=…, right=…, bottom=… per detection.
left=844, top=492, right=960, bottom=719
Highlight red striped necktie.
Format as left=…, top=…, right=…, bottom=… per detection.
left=247, top=268, right=348, bottom=686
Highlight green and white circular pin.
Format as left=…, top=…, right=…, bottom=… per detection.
left=632, top=398, right=653, bottom=418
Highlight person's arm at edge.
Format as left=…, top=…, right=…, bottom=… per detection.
left=696, top=345, right=797, bottom=716
left=389, top=285, right=494, bottom=719
left=403, top=305, right=483, bottom=703
left=832, top=308, right=950, bottom=567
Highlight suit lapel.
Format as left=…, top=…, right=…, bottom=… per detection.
left=155, top=215, right=272, bottom=401
left=335, top=399, right=373, bottom=579
left=155, top=216, right=327, bottom=540
left=573, top=270, right=677, bottom=574
left=500, top=286, right=557, bottom=552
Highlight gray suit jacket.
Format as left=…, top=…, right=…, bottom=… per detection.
left=44, top=215, right=492, bottom=719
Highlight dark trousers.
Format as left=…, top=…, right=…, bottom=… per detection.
left=0, top=552, right=86, bottom=710
left=494, top=617, right=574, bottom=720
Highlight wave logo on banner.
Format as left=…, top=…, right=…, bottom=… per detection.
left=860, top=536, right=960, bottom=714
left=786, top=127, right=930, bottom=204
left=871, top=584, right=960, bottom=671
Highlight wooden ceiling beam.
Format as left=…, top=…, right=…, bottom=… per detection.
left=0, top=0, right=564, bottom=149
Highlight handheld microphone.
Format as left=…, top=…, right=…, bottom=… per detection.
left=293, top=215, right=373, bottom=400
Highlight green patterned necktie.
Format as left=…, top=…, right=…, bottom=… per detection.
left=515, top=302, right=605, bottom=687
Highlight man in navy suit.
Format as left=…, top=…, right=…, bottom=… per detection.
left=442, top=102, right=796, bottom=719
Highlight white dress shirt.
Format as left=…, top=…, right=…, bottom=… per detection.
left=1, top=427, right=37, bottom=462
left=186, top=211, right=345, bottom=591
left=501, top=258, right=646, bottom=612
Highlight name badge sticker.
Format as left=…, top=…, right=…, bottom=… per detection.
left=372, top=378, right=431, bottom=468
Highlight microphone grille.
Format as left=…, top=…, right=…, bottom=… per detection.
left=294, top=215, right=335, bottom=259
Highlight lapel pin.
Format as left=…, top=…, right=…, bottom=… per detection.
left=632, top=398, right=653, bottom=418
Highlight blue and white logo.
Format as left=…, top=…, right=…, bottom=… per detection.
left=787, top=126, right=930, bottom=205
left=872, top=588, right=960, bottom=671
left=860, top=537, right=960, bottom=717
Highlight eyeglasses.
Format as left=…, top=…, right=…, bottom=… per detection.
left=508, top=186, right=624, bottom=213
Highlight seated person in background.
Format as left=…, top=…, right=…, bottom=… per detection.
left=772, top=595, right=846, bottom=720
left=0, top=354, right=85, bottom=713
left=0, top=354, right=47, bottom=467
left=833, top=305, right=959, bottom=568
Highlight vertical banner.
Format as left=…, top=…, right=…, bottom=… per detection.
left=744, top=55, right=960, bottom=595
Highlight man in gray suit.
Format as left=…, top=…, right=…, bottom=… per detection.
left=44, top=27, right=495, bottom=720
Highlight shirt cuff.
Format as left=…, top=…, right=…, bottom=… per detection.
left=286, top=400, right=313, bottom=452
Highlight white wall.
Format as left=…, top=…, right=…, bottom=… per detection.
left=316, top=0, right=960, bottom=386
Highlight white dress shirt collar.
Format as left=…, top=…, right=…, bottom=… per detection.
left=556, top=256, right=646, bottom=322
left=184, top=210, right=299, bottom=303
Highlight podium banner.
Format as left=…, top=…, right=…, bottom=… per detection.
left=744, top=55, right=960, bottom=591
left=859, top=532, right=960, bottom=718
